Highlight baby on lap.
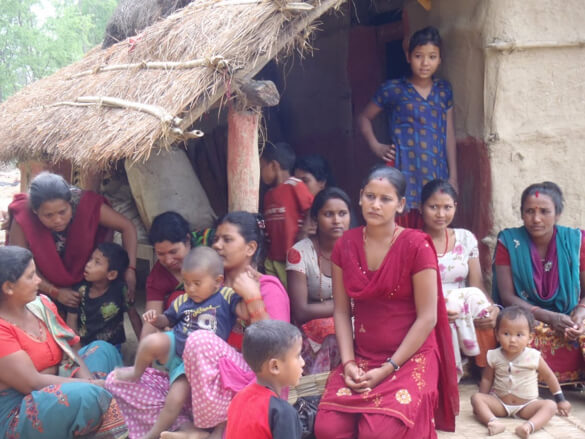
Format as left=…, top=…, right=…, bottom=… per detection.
left=116, top=246, right=248, bottom=439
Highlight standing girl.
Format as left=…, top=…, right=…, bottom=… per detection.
left=359, top=26, right=457, bottom=226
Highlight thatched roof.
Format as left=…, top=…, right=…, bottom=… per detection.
left=102, top=0, right=193, bottom=49
left=0, top=0, right=344, bottom=169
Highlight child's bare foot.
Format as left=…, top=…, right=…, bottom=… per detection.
left=514, top=421, right=533, bottom=439
left=115, top=367, right=139, bottom=382
left=487, top=419, right=506, bottom=436
left=160, top=431, right=210, bottom=439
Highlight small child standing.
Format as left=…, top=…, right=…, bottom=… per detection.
left=471, top=306, right=571, bottom=438
left=66, top=242, right=129, bottom=348
left=359, top=26, right=457, bottom=227
left=261, top=142, right=314, bottom=286
left=115, top=246, right=247, bottom=439
left=226, top=320, right=304, bottom=439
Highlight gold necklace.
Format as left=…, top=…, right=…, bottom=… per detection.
left=363, top=225, right=400, bottom=246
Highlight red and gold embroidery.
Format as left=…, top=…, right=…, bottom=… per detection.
left=395, top=389, right=412, bottom=405
left=410, top=353, right=427, bottom=391
left=336, top=387, right=352, bottom=397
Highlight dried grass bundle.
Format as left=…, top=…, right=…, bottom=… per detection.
left=0, top=0, right=344, bottom=169
left=102, top=0, right=193, bottom=49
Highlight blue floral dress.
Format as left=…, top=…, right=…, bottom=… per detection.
left=373, top=77, right=453, bottom=210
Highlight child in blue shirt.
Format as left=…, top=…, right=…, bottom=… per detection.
left=116, top=246, right=248, bottom=439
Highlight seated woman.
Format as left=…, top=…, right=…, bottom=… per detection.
left=315, top=166, right=458, bottom=439
left=421, top=179, right=498, bottom=380
left=286, top=187, right=351, bottom=374
left=493, top=181, right=585, bottom=385
left=106, top=211, right=290, bottom=439
left=142, top=212, right=193, bottom=337
left=0, top=246, right=124, bottom=439
left=7, top=172, right=141, bottom=336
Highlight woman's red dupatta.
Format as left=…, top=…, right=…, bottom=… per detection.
left=338, top=227, right=460, bottom=431
left=9, top=192, right=109, bottom=287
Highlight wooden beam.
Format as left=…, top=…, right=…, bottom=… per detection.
left=240, top=80, right=280, bottom=107
left=174, top=0, right=344, bottom=136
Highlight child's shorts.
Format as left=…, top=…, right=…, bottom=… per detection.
left=494, top=393, right=538, bottom=417
left=157, top=331, right=185, bottom=383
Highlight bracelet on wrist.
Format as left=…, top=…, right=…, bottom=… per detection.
left=385, top=357, right=400, bottom=371
left=49, top=287, right=59, bottom=299
left=553, top=391, right=566, bottom=403
left=342, top=359, right=356, bottom=369
left=245, top=296, right=263, bottom=305
left=127, top=266, right=136, bottom=272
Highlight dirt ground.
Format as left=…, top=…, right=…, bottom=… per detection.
left=3, top=166, right=585, bottom=437
left=438, top=382, right=585, bottom=439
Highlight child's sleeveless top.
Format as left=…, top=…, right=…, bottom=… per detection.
left=487, top=346, right=540, bottom=400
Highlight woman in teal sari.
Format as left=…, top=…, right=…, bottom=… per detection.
left=0, top=246, right=126, bottom=439
left=493, top=182, right=585, bottom=384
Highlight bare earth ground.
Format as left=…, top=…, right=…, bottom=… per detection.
left=438, top=382, right=585, bottom=439
left=2, top=166, right=585, bottom=437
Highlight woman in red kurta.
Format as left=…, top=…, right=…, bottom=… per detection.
left=8, top=172, right=137, bottom=311
left=314, top=166, right=458, bottom=438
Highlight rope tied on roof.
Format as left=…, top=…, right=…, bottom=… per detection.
left=67, top=56, right=231, bottom=80
left=206, top=55, right=229, bottom=71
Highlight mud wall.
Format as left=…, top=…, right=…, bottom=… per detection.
left=482, top=0, right=585, bottom=231
left=406, top=0, right=585, bottom=239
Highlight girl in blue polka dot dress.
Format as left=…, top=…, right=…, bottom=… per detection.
left=359, top=26, right=457, bottom=227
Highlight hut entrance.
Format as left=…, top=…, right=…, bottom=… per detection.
left=253, top=5, right=410, bottom=210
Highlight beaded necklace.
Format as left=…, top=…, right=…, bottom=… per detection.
left=435, top=228, right=450, bottom=257
left=314, top=238, right=332, bottom=303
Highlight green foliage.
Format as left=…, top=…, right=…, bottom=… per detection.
left=0, top=0, right=118, bottom=101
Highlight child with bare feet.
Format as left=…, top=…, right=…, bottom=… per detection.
left=471, top=306, right=571, bottom=438
left=226, top=320, right=304, bottom=439
left=115, top=246, right=248, bottom=439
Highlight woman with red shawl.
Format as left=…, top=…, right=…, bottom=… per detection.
left=314, top=165, right=459, bottom=438
left=7, top=173, right=139, bottom=333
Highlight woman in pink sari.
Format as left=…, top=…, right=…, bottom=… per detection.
left=314, top=166, right=459, bottom=438
left=106, top=211, right=290, bottom=439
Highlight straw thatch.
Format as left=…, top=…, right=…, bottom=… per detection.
left=102, top=0, right=193, bottom=48
left=0, top=0, right=344, bottom=169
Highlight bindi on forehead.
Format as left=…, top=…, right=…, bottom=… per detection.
left=534, top=190, right=539, bottom=198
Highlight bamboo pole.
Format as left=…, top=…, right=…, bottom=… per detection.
left=67, top=56, right=229, bottom=80
left=52, top=96, right=181, bottom=126
left=486, top=40, right=585, bottom=51
left=174, top=0, right=344, bottom=136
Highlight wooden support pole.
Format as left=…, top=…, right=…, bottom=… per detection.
left=227, top=106, right=260, bottom=212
